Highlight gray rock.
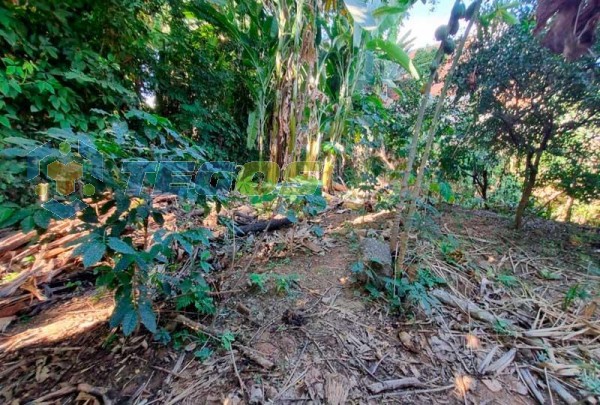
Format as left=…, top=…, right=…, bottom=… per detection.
left=360, top=237, right=393, bottom=278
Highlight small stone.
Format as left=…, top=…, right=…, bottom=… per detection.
left=249, top=385, right=264, bottom=404
left=360, top=238, right=392, bottom=278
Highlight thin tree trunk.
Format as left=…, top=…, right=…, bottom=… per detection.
left=392, top=0, right=481, bottom=272
left=481, top=169, right=488, bottom=201
left=515, top=153, right=538, bottom=229
left=389, top=47, right=444, bottom=252
left=564, top=196, right=575, bottom=222
left=515, top=120, right=553, bottom=228
left=322, top=153, right=335, bottom=193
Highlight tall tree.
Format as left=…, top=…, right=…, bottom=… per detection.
left=454, top=22, right=600, bottom=228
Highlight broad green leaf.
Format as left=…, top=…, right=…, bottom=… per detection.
left=0, top=206, right=15, bottom=223
left=80, top=241, right=106, bottom=268
left=246, top=110, right=258, bottom=149
left=343, top=0, right=377, bottom=31
left=311, top=225, right=324, bottom=237
left=500, top=10, right=518, bottom=25
left=151, top=211, right=164, bottom=226
left=20, top=216, right=35, bottom=232
left=371, top=5, right=408, bottom=18
left=286, top=210, right=298, bottom=223
left=114, top=255, right=135, bottom=272
left=33, top=209, right=53, bottom=229
left=138, top=297, right=157, bottom=333
left=221, top=331, right=235, bottom=351
left=108, top=237, right=137, bottom=255
left=366, top=39, right=420, bottom=80
left=121, top=307, right=139, bottom=336
left=174, top=234, right=194, bottom=255
left=110, top=294, right=133, bottom=328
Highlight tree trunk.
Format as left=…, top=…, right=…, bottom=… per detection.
left=514, top=119, right=554, bottom=229
left=481, top=169, right=488, bottom=202
left=268, top=0, right=317, bottom=171
left=564, top=196, right=575, bottom=222
left=322, top=153, right=335, bottom=193
left=473, top=169, right=489, bottom=204
left=515, top=153, right=537, bottom=229
left=390, top=0, right=480, bottom=267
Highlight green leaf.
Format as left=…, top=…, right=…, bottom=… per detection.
left=151, top=211, right=164, bottom=226
left=108, top=237, right=137, bottom=255
left=286, top=210, right=298, bottom=223
left=499, top=9, right=518, bottom=25
left=121, top=308, right=139, bottom=336
left=371, top=5, right=408, bottom=18
left=20, top=216, right=35, bottom=232
left=194, top=347, right=213, bottom=361
left=439, top=182, right=453, bottom=202
left=343, top=0, right=377, bottom=30
left=246, top=110, right=258, bottom=149
left=96, top=270, right=115, bottom=287
left=114, top=255, right=135, bottom=272
left=0, top=206, right=15, bottom=224
left=176, top=295, right=193, bottom=310
left=138, top=297, right=157, bottom=333
left=221, top=331, right=235, bottom=351
left=174, top=234, right=193, bottom=255
left=366, top=39, right=420, bottom=80
left=0, top=115, right=10, bottom=128
left=33, top=210, right=53, bottom=229
left=350, top=261, right=364, bottom=274
left=110, top=293, right=133, bottom=328
left=81, top=242, right=106, bottom=268
left=311, top=225, right=324, bottom=238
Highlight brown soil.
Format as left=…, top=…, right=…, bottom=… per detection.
left=0, top=205, right=598, bottom=404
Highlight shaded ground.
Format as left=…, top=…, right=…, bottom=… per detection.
left=0, top=204, right=599, bottom=404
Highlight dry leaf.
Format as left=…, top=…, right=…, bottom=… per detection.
left=35, top=359, right=50, bottom=383
left=325, top=373, right=350, bottom=405
left=482, top=379, right=503, bottom=393
left=398, top=331, right=417, bottom=352
left=20, top=278, right=47, bottom=301
left=75, top=391, right=100, bottom=405
left=582, top=300, right=598, bottom=319
left=0, top=316, right=15, bottom=332
left=465, top=334, right=480, bottom=350
left=454, top=375, right=475, bottom=396
left=534, top=0, right=600, bottom=60
left=302, top=239, right=322, bottom=253
left=486, top=348, right=516, bottom=375
left=513, top=381, right=529, bottom=396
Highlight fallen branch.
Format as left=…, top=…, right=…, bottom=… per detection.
left=431, top=289, right=517, bottom=328
left=368, top=384, right=455, bottom=399
left=174, top=314, right=221, bottom=338
left=32, top=383, right=112, bottom=404
left=235, top=344, right=275, bottom=370
left=235, top=217, right=292, bottom=236
left=174, top=314, right=274, bottom=369
left=0, top=230, right=37, bottom=255
left=517, top=367, right=545, bottom=404
left=367, top=377, right=426, bottom=394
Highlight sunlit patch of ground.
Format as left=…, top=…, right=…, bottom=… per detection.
left=0, top=204, right=597, bottom=403
left=0, top=292, right=112, bottom=352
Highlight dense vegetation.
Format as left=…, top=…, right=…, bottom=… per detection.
left=0, top=0, right=598, bottom=338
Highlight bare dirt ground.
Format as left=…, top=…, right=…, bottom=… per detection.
left=0, top=204, right=599, bottom=404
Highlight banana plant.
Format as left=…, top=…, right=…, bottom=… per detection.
left=318, top=0, right=420, bottom=191
left=186, top=0, right=279, bottom=158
